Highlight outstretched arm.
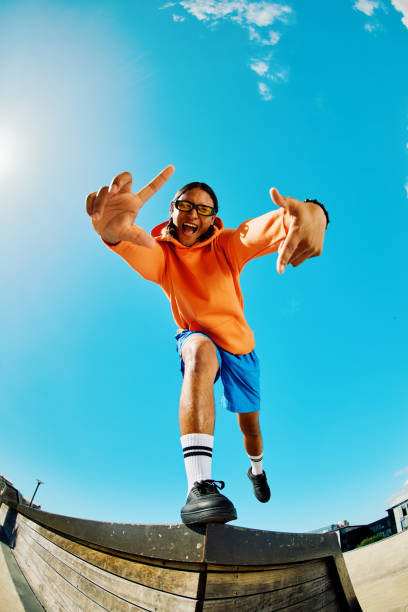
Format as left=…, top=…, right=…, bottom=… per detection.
left=270, top=188, right=327, bottom=274
left=223, top=188, right=328, bottom=274
left=86, top=166, right=175, bottom=283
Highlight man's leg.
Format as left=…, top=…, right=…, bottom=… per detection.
left=180, top=334, right=218, bottom=436
left=237, top=411, right=271, bottom=503
left=237, top=411, right=263, bottom=459
left=180, top=335, right=218, bottom=492
left=179, top=334, right=237, bottom=524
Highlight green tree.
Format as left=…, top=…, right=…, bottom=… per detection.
left=357, top=534, right=384, bottom=547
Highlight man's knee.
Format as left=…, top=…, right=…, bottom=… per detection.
left=237, top=412, right=261, bottom=436
left=182, top=336, right=219, bottom=375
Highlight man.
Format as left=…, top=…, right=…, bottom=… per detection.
left=86, top=165, right=328, bottom=524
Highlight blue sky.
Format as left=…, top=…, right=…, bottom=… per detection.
left=1, top=0, right=407, bottom=533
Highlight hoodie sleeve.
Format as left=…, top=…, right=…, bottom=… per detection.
left=223, top=208, right=290, bottom=272
left=103, top=239, right=165, bottom=284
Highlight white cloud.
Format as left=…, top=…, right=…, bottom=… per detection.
left=258, top=81, right=273, bottom=100
left=249, top=27, right=281, bottom=44
left=180, top=0, right=292, bottom=27
left=180, top=0, right=244, bottom=21
left=164, top=1, right=293, bottom=101
left=395, top=465, right=408, bottom=477
left=388, top=478, right=408, bottom=508
left=274, top=69, right=287, bottom=81
left=245, top=2, right=291, bottom=26
left=160, top=1, right=177, bottom=8
left=353, top=0, right=379, bottom=16
left=179, top=1, right=291, bottom=27
left=354, top=0, right=408, bottom=31
left=248, top=24, right=260, bottom=39
left=263, top=30, right=280, bottom=44
left=364, top=22, right=377, bottom=31
left=405, top=178, right=408, bottom=199
left=250, top=59, right=269, bottom=75
left=248, top=26, right=280, bottom=46
left=391, top=0, right=408, bottom=29
left=250, top=59, right=288, bottom=82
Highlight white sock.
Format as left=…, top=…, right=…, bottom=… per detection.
left=181, top=433, right=214, bottom=493
left=248, top=453, right=263, bottom=476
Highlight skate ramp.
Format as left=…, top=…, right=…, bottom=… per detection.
left=344, top=528, right=408, bottom=612
left=1, top=483, right=361, bottom=611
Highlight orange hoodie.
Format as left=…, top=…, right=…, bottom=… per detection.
left=106, top=208, right=289, bottom=354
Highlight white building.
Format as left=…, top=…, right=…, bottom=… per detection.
left=387, top=480, right=408, bottom=533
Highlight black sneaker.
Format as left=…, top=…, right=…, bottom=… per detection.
left=180, top=480, right=237, bottom=525
left=247, top=468, right=271, bottom=503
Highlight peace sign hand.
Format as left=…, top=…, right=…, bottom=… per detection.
left=86, top=165, right=175, bottom=248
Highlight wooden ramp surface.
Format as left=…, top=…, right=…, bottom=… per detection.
left=0, top=484, right=361, bottom=611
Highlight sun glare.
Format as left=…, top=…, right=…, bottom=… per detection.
left=0, top=127, right=20, bottom=180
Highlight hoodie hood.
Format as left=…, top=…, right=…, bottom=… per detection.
left=151, top=217, right=224, bottom=249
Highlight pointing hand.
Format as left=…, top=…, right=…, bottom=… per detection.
left=270, top=188, right=326, bottom=274
left=86, top=165, right=175, bottom=248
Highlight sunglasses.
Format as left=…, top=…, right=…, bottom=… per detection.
left=173, top=199, right=216, bottom=217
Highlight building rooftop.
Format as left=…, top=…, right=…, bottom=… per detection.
left=387, top=480, right=408, bottom=510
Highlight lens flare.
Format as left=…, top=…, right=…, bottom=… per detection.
left=0, top=127, right=20, bottom=180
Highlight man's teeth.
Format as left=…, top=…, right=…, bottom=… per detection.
left=183, top=223, right=198, bottom=234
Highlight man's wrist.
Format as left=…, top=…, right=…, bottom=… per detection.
left=101, top=236, right=121, bottom=246
left=304, top=199, right=330, bottom=228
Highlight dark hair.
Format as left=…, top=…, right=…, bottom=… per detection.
left=166, top=181, right=219, bottom=242
left=171, top=181, right=218, bottom=213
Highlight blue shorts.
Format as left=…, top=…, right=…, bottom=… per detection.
left=175, top=330, right=260, bottom=414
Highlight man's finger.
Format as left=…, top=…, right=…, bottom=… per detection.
left=109, top=171, right=133, bottom=194
left=270, top=187, right=299, bottom=216
left=92, top=186, right=109, bottom=223
left=276, top=228, right=299, bottom=274
left=137, top=165, right=175, bottom=203
left=86, top=192, right=96, bottom=216
left=290, top=247, right=314, bottom=268
left=270, top=187, right=286, bottom=209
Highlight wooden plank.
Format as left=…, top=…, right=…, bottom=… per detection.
left=14, top=529, right=146, bottom=611
left=17, top=514, right=201, bottom=600
left=18, top=518, right=198, bottom=611
left=19, top=514, right=338, bottom=605
left=6, top=506, right=355, bottom=612
left=202, top=575, right=336, bottom=611
left=11, top=504, right=209, bottom=564
left=10, top=503, right=342, bottom=566
left=13, top=533, right=107, bottom=611
left=281, top=589, right=341, bottom=611
left=16, top=519, right=198, bottom=612
left=204, top=523, right=341, bottom=565
left=205, top=559, right=330, bottom=598
left=207, top=562, right=319, bottom=572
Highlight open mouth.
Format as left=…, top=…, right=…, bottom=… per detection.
left=182, top=222, right=198, bottom=236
